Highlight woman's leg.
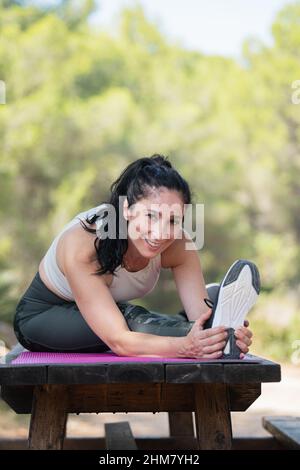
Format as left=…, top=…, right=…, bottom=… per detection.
left=116, top=283, right=221, bottom=336
left=117, top=302, right=195, bottom=337
left=15, top=302, right=110, bottom=353
left=14, top=271, right=220, bottom=352
left=14, top=272, right=110, bottom=353
left=173, top=283, right=220, bottom=322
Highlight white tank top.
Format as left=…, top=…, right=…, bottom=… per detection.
left=42, top=204, right=161, bottom=302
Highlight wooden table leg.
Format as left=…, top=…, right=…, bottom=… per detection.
left=168, top=412, right=194, bottom=437
left=29, top=385, right=68, bottom=450
left=194, top=383, right=232, bottom=450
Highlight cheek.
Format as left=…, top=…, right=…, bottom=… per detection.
left=128, top=219, right=145, bottom=239
left=173, top=225, right=183, bottom=238
left=139, top=219, right=151, bottom=234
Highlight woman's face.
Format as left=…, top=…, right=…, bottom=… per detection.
left=123, top=187, right=185, bottom=258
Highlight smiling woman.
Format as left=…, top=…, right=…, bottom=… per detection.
left=79, top=155, right=191, bottom=277
left=13, top=154, right=255, bottom=359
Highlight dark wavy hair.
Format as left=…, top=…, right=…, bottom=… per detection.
left=79, top=154, right=192, bottom=276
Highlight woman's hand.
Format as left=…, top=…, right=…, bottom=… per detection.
left=234, top=320, right=253, bottom=359
left=178, top=308, right=228, bottom=359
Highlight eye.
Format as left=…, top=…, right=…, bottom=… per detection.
left=147, top=213, right=181, bottom=225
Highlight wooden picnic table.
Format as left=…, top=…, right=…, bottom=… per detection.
left=0, top=349, right=281, bottom=450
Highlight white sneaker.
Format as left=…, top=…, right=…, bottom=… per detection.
left=203, top=259, right=260, bottom=356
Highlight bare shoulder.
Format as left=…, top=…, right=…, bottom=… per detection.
left=161, top=230, right=196, bottom=269
left=57, top=222, right=98, bottom=271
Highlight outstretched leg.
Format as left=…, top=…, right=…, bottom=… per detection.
left=117, top=283, right=220, bottom=337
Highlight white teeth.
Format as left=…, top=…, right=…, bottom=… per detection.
left=144, top=238, right=160, bottom=248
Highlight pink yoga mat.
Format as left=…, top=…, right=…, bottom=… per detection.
left=11, top=351, right=259, bottom=364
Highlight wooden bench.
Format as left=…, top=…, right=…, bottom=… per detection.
left=263, top=416, right=300, bottom=450
left=0, top=345, right=281, bottom=450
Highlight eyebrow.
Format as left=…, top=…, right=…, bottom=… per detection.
left=147, top=209, right=182, bottom=220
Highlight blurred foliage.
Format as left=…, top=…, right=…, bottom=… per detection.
left=250, top=314, right=300, bottom=362
left=0, top=1, right=300, bottom=360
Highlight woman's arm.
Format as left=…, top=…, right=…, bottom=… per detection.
left=63, top=249, right=226, bottom=358
left=162, top=231, right=210, bottom=321
left=162, top=233, right=254, bottom=357
left=117, top=320, right=227, bottom=359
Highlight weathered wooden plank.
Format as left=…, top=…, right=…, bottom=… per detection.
left=68, top=383, right=162, bottom=413
left=105, top=421, right=138, bottom=450
left=48, top=364, right=108, bottom=384
left=263, top=416, right=300, bottom=450
left=68, top=384, right=200, bottom=413
left=0, top=364, right=47, bottom=385
left=232, top=437, right=285, bottom=450
left=1, top=383, right=168, bottom=414
left=194, top=383, right=232, bottom=450
left=160, top=384, right=194, bottom=411
left=1, top=381, right=262, bottom=415
left=246, top=354, right=279, bottom=365
left=68, top=383, right=194, bottom=413
left=0, top=355, right=281, bottom=387
left=107, top=363, right=164, bottom=383
left=228, top=383, right=261, bottom=411
left=224, top=362, right=281, bottom=383
left=47, top=362, right=164, bottom=384
left=67, top=384, right=108, bottom=413
left=1, top=384, right=194, bottom=415
left=165, top=363, right=224, bottom=383
left=1, top=385, right=34, bottom=413
left=168, top=412, right=194, bottom=436
left=28, top=385, right=68, bottom=450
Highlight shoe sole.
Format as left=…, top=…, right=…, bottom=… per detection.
left=211, top=259, right=260, bottom=332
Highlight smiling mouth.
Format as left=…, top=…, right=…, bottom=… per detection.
left=143, top=237, right=162, bottom=249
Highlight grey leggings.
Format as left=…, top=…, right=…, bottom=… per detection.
left=13, top=271, right=220, bottom=353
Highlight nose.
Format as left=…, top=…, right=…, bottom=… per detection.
left=149, top=221, right=171, bottom=241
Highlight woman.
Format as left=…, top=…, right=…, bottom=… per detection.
left=13, top=155, right=255, bottom=358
